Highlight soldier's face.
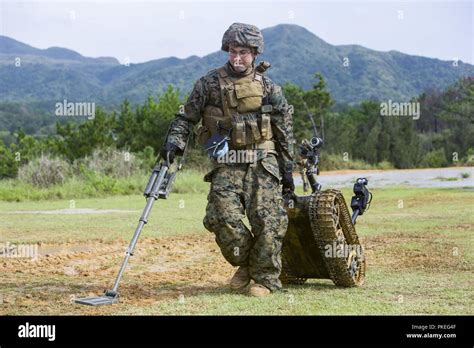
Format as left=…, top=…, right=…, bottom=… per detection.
left=229, top=45, right=255, bottom=72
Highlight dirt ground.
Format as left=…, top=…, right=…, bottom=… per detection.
left=0, top=234, right=237, bottom=314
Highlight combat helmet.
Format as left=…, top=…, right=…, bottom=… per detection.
left=221, top=23, right=264, bottom=54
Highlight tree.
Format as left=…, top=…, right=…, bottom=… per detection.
left=56, top=107, right=116, bottom=161
left=284, top=73, right=334, bottom=144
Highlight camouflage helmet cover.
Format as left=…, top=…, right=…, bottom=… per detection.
left=221, top=23, right=264, bottom=54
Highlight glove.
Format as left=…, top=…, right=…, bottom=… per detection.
left=281, top=172, right=295, bottom=194
left=160, top=142, right=179, bottom=164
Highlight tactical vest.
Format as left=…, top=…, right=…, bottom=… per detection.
left=196, top=66, right=275, bottom=154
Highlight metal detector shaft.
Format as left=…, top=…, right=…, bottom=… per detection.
left=109, top=164, right=169, bottom=294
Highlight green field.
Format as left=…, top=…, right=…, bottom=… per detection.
left=0, top=180, right=472, bottom=315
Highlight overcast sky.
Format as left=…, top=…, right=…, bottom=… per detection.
left=1, top=0, right=472, bottom=64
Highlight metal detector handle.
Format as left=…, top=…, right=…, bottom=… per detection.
left=143, top=165, right=160, bottom=197
left=144, top=162, right=172, bottom=199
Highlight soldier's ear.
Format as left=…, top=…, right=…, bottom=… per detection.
left=251, top=52, right=257, bottom=64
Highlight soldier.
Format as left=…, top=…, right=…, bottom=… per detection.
left=160, top=23, right=295, bottom=297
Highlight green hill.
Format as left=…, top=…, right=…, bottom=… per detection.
left=0, top=24, right=472, bottom=108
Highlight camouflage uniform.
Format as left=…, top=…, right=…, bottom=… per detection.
left=165, top=24, right=294, bottom=291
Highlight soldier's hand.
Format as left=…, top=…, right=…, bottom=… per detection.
left=160, top=142, right=179, bottom=164
left=281, top=172, right=295, bottom=195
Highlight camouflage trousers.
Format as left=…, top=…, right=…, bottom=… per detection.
left=203, top=154, right=288, bottom=291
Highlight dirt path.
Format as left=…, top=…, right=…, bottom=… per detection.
left=295, top=166, right=473, bottom=189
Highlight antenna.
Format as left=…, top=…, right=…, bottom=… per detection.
left=300, top=96, right=322, bottom=141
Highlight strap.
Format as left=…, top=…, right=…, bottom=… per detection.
left=217, top=67, right=234, bottom=119
left=245, top=140, right=275, bottom=151
left=218, top=67, right=228, bottom=78
left=254, top=71, right=266, bottom=97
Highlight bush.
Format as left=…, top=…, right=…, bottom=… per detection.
left=181, top=147, right=212, bottom=172
left=18, top=154, right=71, bottom=187
left=135, top=146, right=157, bottom=171
left=421, top=149, right=448, bottom=168
left=74, top=147, right=144, bottom=179
left=83, top=171, right=118, bottom=193
left=0, top=140, right=18, bottom=179
left=376, top=161, right=395, bottom=170
left=319, top=153, right=373, bottom=171
left=464, top=148, right=474, bottom=164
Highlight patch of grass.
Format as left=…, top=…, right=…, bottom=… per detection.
left=135, top=271, right=472, bottom=315
left=2, top=269, right=472, bottom=315
left=460, top=172, right=471, bottom=179
left=0, top=192, right=208, bottom=243
left=434, top=176, right=459, bottom=181
left=319, top=154, right=395, bottom=171
left=0, top=169, right=208, bottom=202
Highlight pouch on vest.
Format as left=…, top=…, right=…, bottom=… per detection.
left=246, top=114, right=261, bottom=143
left=260, top=113, right=272, bottom=140
left=225, top=85, right=238, bottom=108
left=232, top=114, right=246, bottom=146
left=234, top=82, right=263, bottom=113
left=195, top=123, right=210, bottom=145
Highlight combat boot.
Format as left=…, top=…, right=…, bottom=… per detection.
left=249, top=283, right=271, bottom=297
left=229, top=266, right=250, bottom=290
